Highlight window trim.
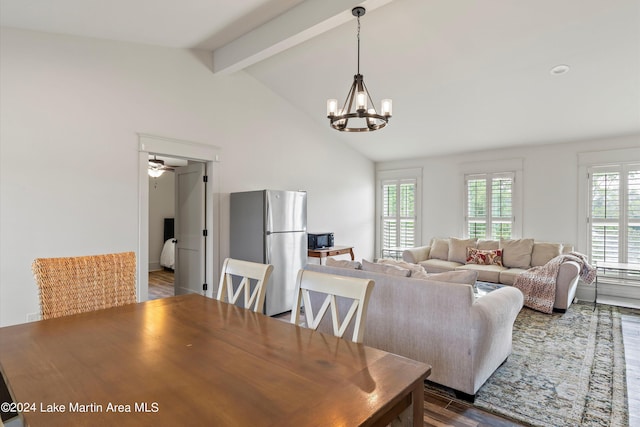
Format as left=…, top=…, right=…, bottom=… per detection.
left=376, top=168, right=422, bottom=258
left=577, top=147, right=640, bottom=258
left=459, top=158, right=523, bottom=239
left=586, top=162, right=640, bottom=263
left=464, top=171, right=516, bottom=240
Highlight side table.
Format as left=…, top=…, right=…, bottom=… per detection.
left=594, top=262, right=640, bottom=309
left=308, top=246, right=354, bottom=265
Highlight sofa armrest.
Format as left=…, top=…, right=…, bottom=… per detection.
left=469, top=287, right=524, bottom=392
left=402, top=246, right=431, bottom=263
left=472, top=287, right=524, bottom=328
left=555, top=260, right=580, bottom=310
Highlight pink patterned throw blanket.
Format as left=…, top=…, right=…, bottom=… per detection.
left=513, top=252, right=597, bottom=314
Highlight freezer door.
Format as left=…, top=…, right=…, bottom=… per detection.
left=265, top=231, right=307, bottom=316
left=266, top=190, right=307, bottom=232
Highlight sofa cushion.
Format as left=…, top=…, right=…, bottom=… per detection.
left=419, top=259, right=463, bottom=273
left=430, top=238, right=449, bottom=260
left=448, top=238, right=477, bottom=264
left=326, top=257, right=362, bottom=269
left=531, top=243, right=562, bottom=267
left=362, top=259, right=410, bottom=277
left=466, top=247, right=503, bottom=266
left=426, top=270, right=477, bottom=285
left=477, top=239, right=499, bottom=250
left=377, top=258, right=429, bottom=279
left=500, top=238, right=534, bottom=269
left=456, top=264, right=507, bottom=283
left=499, top=268, right=527, bottom=285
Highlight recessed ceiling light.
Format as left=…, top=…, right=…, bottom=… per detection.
left=550, top=64, right=570, bottom=75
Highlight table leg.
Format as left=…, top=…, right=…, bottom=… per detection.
left=594, top=274, right=598, bottom=311
left=390, top=382, right=422, bottom=427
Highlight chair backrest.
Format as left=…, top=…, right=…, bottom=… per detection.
left=216, top=258, right=274, bottom=313
left=32, top=252, right=137, bottom=320
left=290, top=269, right=374, bottom=343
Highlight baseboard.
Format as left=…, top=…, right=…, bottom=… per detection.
left=575, top=283, right=596, bottom=302
left=148, top=262, right=161, bottom=272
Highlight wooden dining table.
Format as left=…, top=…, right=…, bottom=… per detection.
left=0, top=294, right=431, bottom=426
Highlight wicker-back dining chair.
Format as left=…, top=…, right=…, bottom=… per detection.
left=32, top=252, right=137, bottom=320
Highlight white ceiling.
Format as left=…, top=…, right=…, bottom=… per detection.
left=2, top=0, right=639, bottom=161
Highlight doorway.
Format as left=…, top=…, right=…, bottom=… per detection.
left=147, top=155, right=186, bottom=300
left=138, top=134, right=221, bottom=302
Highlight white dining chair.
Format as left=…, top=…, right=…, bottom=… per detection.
left=216, top=258, right=274, bottom=313
left=291, top=269, right=374, bottom=343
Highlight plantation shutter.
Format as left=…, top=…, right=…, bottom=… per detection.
left=382, top=179, right=417, bottom=251
left=589, top=164, right=640, bottom=264
left=491, top=175, right=513, bottom=238
left=465, top=172, right=514, bottom=239
left=467, top=177, right=486, bottom=238
left=627, top=167, right=640, bottom=263
left=590, top=169, right=620, bottom=263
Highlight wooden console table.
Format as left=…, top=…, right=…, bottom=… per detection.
left=308, top=245, right=354, bottom=265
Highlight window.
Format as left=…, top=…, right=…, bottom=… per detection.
left=588, top=164, right=640, bottom=264
left=377, top=168, right=421, bottom=259
left=465, top=172, right=514, bottom=239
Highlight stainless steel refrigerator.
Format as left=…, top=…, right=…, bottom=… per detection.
left=230, top=190, right=307, bottom=316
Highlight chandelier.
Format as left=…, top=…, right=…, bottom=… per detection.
left=326, top=7, right=392, bottom=132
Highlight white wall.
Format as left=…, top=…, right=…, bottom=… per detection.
left=148, top=171, right=175, bottom=271
left=0, top=28, right=374, bottom=326
left=377, top=133, right=640, bottom=249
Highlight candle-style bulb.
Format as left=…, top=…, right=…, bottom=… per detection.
left=381, top=99, right=392, bottom=117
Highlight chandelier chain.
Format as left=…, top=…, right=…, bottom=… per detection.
left=357, top=15, right=361, bottom=75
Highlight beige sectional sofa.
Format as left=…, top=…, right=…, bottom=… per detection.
left=403, top=238, right=581, bottom=311
left=303, top=262, right=524, bottom=399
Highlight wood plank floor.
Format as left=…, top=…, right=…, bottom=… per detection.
left=148, top=269, right=175, bottom=300
left=422, top=389, right=525, bottom=426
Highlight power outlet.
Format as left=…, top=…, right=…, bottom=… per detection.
left=27, top=312, right=41, bottom=322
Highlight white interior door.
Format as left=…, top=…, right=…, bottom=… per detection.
left=174, top=162, right=205, bottom=295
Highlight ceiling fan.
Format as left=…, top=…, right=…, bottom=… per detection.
left=148, top=156, right=175, bottom=178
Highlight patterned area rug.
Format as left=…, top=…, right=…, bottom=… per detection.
left=427, top=302, right=633, bottom=426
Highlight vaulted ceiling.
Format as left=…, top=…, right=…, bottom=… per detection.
left=2, top=0, right=638, bottom=161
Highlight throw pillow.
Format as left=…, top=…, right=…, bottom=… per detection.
left=426, top=270, right=477, bottom=286
left=429, top=238, right=449, bottom=260
left=477, top=239, right=499, bottom=250
left=500, top=238, right=534, bottom=269
left=530, top=243, right=562, bottom=267
left=466, top=247, right=503, bottom=266
left=377, top=258, right=430, bottom=279
left=361, top=259, right=411, bottom=277
left=326, top=257, right=362, bottom=269
left=448, top=238, right=477, bottom=264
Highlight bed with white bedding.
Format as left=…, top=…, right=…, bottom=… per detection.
left=160, top=238, right=175, bottom=269
left=160, top=218, right=175, bottom=270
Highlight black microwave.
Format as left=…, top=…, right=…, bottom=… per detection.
left=308, top=232, right=334, bottom=249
